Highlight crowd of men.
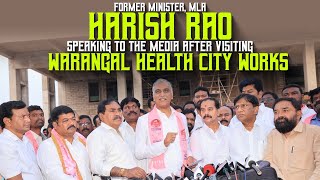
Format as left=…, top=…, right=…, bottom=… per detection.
left=0, top=78, right=320, bottom=180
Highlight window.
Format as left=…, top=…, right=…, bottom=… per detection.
left=88, top=82, right=99, bottom=102
left=179, top=81, right=190, bottom=96
left=107, top=81, right=118, bottom=100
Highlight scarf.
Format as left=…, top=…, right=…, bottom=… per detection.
left=148, top=107, right=188, bottom=170
left=51, top=129, right=83, bottom=180
left=25, top=130, right=39, bottom=154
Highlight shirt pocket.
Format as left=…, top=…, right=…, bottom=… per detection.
left=288, top=145, right=309, bottom=170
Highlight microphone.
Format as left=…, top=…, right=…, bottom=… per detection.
left=228, top=162, right=235, bottom=172
left=216, top=161, right=231, bottom=180
left=193, top=167, right=204, bottom=180
left=235, top=161, right=246, bottom=172
left=248, top=160, right=262, bottom=176
left=184, top=168, right=194, bottom=180
left=164, top=176, right=172, bottom=180
left=200, top=164, right=216, bottom=180
left=256, top=160, right=270, bottom=168
left=146, top=173, right=154, bottom=180
left=155, top=173, right=164, bottom=180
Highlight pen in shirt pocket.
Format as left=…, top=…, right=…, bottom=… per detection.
left=291, top=146, right=294, bottom=153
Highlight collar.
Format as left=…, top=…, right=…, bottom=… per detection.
left=2, top=128, right=22, bottom=142
left=156, top=106, right=176, bottom=117
left=259, top=103, right=266, bottom=113
left=292, top=121, right=304, bottom=133
left=30, top=130, right=41, bottom=139
left=203, top=122, right=224, bottom=135
left=235, top=118, right=262, bottom=131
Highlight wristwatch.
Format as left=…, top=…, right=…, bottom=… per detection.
left=120, top=168, right=126, bottom=177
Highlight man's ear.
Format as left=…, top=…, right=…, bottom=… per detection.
left=52, top=121, right=58, bottom=129
left=3, top=117, right=11, bottom=127
left=297, top=110, right=302, bottom=120
left=258, top=91, right=263, bottom=101
left=254, top=106, right=259, bottom=115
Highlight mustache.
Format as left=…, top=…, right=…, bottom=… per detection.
left=220, top=119, right=229, bottom=124
left=128, top=111, right=138, bottom=115
left=187, top=123, right=193, bottom=127
left=275, top=116, right=289, bottom=122
left=203, top=114, right=212, bottom=119
left=113, top=115, right=122, bottom=120
left=67, top=125, right=76, bottom=130
left=81, top=128, right=89, bottom=131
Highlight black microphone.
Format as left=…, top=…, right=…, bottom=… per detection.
left=235, top=161, right=246, bottom=172
left=229, top=162, right=235, bottom=172
left=146, top=173, right=153, bottom=180
left=184, top=168, right=194, bottom=180
left=216, top=161, right=231, bottom=180
left=248, top=160, right=262, bottom=176
left=154, top=173, right=164, bottom=180
left=256, top=160, right=270, bottom=168
left=164, top=176, right=172, bottom=180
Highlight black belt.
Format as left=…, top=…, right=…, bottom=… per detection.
left=93, top=174, right=112, bottom=180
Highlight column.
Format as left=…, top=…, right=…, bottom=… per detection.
left=58, top=80, right=66, bottom=105
left=132, top=56, right=143, bottom=107
left=8, top=59, right=18, bottom=100
left=42, top=75, right=50, bottom=122
left=116, top=71, right=127, bottom=102
left=303, top=41, right=317, bottom=91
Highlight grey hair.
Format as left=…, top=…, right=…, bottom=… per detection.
left=152, top=78, right=173, bottom=95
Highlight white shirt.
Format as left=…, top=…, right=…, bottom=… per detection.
left=190, top=123, right=229, bottom=168
left=301, top=105, right=316, bottom=122
left=230, top=103, right=275, bottom=129
left=87, top=122, right=137, bottom=180
left=120, top=121, right=148, bottom=171
left=228, top=119, right=273, bottom=166
left=29, top=130, right=46, bottom=145
left=0, top=129, right=43, bottom=180
left=135, top=107, right=191, bottom=178
left=192, top=110, right=203, bottom=133
left=37, top=133, right=91, bottom=180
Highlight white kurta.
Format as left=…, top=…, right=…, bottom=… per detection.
left=228, top=119, right=273, bottom=166
left=120, top=121, right=148, bottom=171
left=87, top=122, right=137, bottom=180
left=0, top=129, right=43, bottom=180
left=37, top=133, right=91, bottom=180
left=192, top=110, right=203, bottom=133
left=190, top=123, right=229, bottom=168
left=135, top=107, right=191, bottom=179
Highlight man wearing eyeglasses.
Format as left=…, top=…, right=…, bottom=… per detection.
left=228, top=94, right=274, bottom=166
left=78, top=115, right=94, bottom=138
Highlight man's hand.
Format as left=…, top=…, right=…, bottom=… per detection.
left=186, top=156, right=197, bottom=169
left=124, top=167, right=147, bottom=179
left=164, top=132, right=177, bottom=147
